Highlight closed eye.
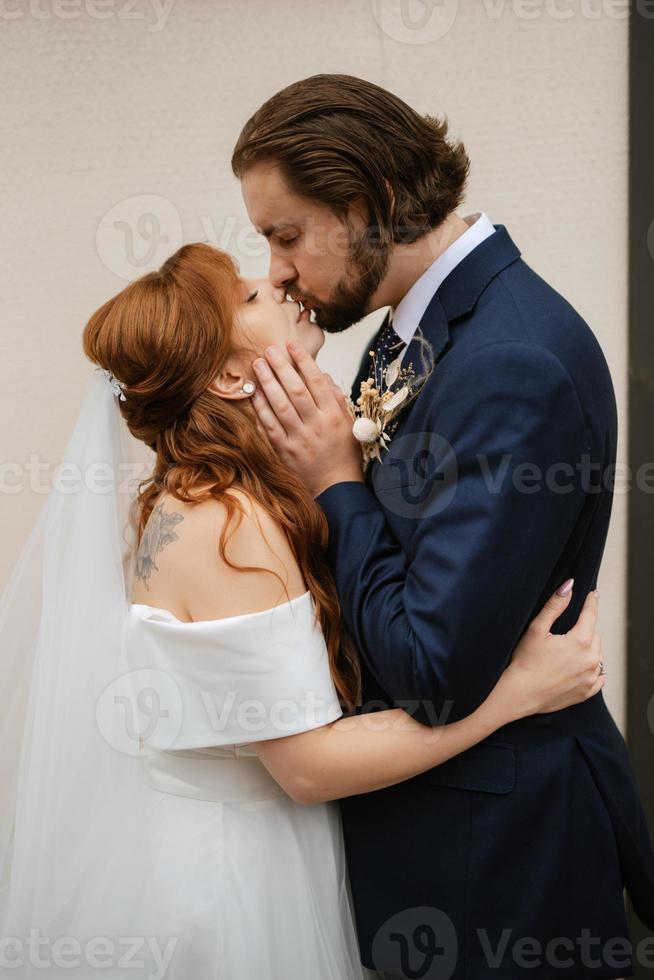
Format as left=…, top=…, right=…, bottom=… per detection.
left=246, top=289, right=258, bottom=303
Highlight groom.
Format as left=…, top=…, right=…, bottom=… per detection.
left=232, top=75, right=654, bottom=979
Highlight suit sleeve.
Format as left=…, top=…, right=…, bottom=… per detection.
left=316, top=341, right=590, bottom=724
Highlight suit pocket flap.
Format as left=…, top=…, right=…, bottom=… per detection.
left=415, top=739, right=516, bottom=794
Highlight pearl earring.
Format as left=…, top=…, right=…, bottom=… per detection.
left=241, top=382, right=256, bottom=395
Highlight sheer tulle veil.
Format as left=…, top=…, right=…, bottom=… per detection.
left=0, top=369, right=174, bottom=978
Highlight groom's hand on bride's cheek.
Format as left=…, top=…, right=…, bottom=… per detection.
left=251, top=341, right=364, bottom=498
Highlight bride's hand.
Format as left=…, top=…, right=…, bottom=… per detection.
left=497, top=584, right=604, bottom=721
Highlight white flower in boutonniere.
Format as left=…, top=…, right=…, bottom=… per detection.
left=346, top=348, right=422, bottom=469
left=352, top=415, right=382, bottom=443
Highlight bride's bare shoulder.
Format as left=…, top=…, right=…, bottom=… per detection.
left=173, top=486, right=293, bottom=557
left=131, top=487, right=306, bottom=621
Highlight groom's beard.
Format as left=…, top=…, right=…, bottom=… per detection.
left=313, top=239, right=391, bottom=335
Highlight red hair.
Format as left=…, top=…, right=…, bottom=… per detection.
left=83, top=243, right=360, bottom=710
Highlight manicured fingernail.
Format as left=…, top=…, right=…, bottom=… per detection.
left=253, top=358, right=269, bottom=374
left=288, top=340, right=301, bottom=352
left=265, top=346, right=282, bottom=359
left=556, top=578, right=574, bottom=596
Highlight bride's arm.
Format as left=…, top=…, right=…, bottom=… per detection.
left=256, top=589, right=603, bottom=805
left=167, top=493, right=603, bottom=806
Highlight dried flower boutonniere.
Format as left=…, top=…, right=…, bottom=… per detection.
left=345, top=348, right=419, bottom=469
left=344, top=330, right=435, bottom=471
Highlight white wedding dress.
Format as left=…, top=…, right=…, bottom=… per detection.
left=0, top=374, right=380, bottom=980
left=123, top=589, right=372, bottom=980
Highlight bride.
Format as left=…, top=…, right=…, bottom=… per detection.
left=0, top=243, right=604, bottom=980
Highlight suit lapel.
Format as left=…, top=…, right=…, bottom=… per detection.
left=351, top=227, right=521, bottom=405
left=404, top=225, right=521, bottom=374
left=436, top=224, right=520, bottom=321
left=402, top=290, right=450, bottom=382
left=363, top=225, right=522, bottom=486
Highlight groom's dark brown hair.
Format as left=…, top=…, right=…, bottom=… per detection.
left=231, top=74, right=469, bottom=247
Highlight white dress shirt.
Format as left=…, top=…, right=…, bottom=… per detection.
left=391, top=212, right=496, bottom=358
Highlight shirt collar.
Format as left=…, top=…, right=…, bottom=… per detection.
left=391, top=212, right=496, bottom=347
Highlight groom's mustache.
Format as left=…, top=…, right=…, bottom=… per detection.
left=287, top=291, right=322, bottom=315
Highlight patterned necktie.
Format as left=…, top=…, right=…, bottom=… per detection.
left=371, top=313, right=406, bottom=388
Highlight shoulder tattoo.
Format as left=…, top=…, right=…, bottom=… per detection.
left=135, top=503, right=184, bottom=590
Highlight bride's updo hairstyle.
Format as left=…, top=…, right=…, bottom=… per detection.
left=83, top=242, right=360, bottom=709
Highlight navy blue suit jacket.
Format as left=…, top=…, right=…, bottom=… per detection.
left=316, top=227, right=654, bottom=979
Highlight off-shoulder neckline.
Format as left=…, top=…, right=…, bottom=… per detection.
left=128, top=590, right=312, bottom=627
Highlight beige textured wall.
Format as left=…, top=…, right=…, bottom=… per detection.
left=0, top=0, right=628, bottom=725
